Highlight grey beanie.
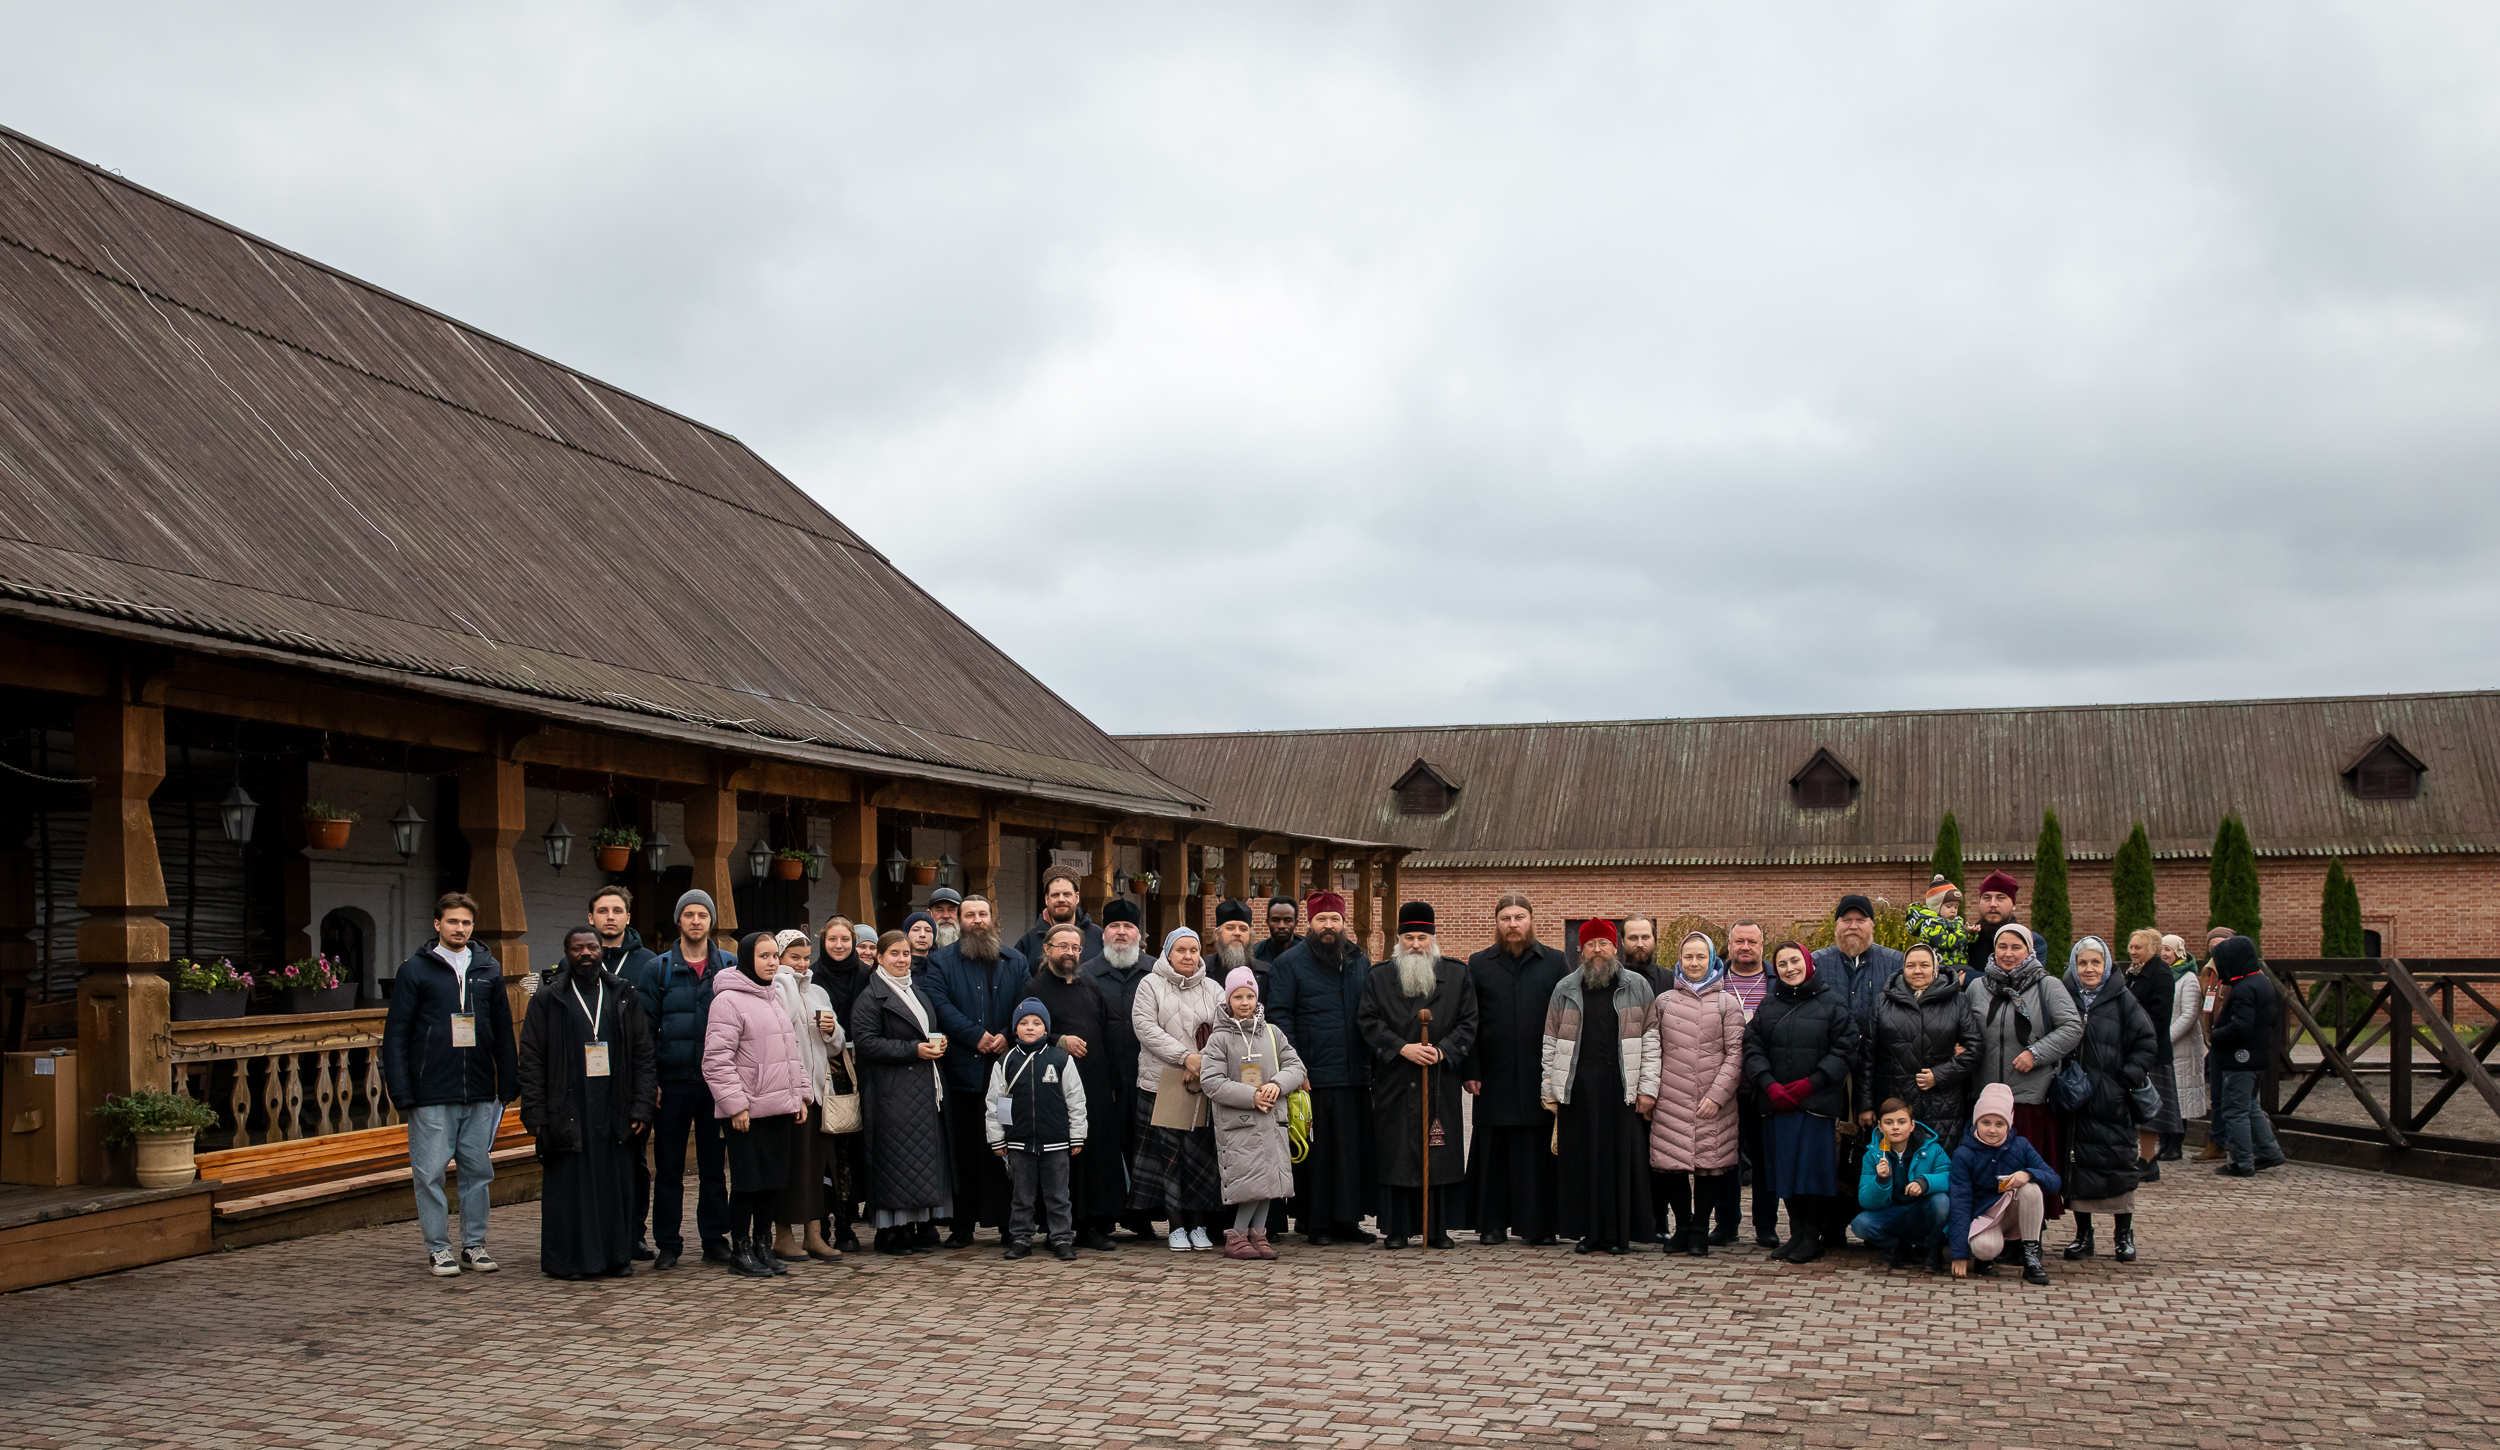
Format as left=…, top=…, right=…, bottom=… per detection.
left=675, top=888, right=717, bottom=922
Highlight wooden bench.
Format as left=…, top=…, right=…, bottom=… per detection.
left=200, top=1107, right=534, bottom=1225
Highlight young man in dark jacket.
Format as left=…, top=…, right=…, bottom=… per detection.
left=630, top=889, right=734, bottom=1268
left=2206, top=936, right=2286, bottom=1177
left=382, top=891, right=520, bottom=1277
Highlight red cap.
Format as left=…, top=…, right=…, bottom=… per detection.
left=1577, top=919, right=1619, bottom=948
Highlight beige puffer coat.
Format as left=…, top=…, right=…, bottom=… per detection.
left=1200, top=1008, right=1308, bottom=1204
left=1130, top=956, right=1227, bottom=1094
left=1646, top=975, right=1747, bottom=1171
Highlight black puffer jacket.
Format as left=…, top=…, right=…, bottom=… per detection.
left=1742, top=969, right=1859, bottom=1118
left=849, top=969, right=955, bottom=1213
left=2063, top=977, right=2158, bottom=1202
left=1866, top=972, right=1982, bottom=1128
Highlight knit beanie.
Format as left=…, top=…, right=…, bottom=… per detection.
left=1222, top=966, right=1259, bottom=999
left=1924, top=874, right=1955, bottom=906
left=1014, top=997, right=1050, bottom=1033
left=1973, top=1081, right=2016, bottom=1125
left=1165, top=926, right=1200, bottom=953
left=675, top=888, right=717, bottom=923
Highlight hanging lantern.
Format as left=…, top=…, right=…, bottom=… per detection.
left=542, top=817, right=574, bottom=871
left=937, top=853, right=958, bottom=886
left=804, top=848, right=826, bottom=883
left=219, top=784, right=259, bottom=845
left=746, top=837, right=774, bottom=882
left=1113, top=870, right=1130, bottom=895
left=644, top=831, right=670, bottom=874
left=1188, top=872, right=1203, bottom=895
left=882, top=848, right=908, bottom=885
left=389, top=801, right=426, bottom=860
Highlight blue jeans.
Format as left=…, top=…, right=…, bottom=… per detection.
left=2213, top=1070, right=2284, bottom=1170
left=409, top=1099, right=503, bottom=1255
left=1849, top=1195, right=1948, bottom=1249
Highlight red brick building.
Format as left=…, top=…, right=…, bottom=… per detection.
left=1123, top=693, right=2500, bottom=962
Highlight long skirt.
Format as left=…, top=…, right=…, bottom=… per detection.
left=1126, top=1090, right=1226, bottom=1216
left=1764, top=1111, right=1838, bottom=1200
left=1291, top=1085, right=1377, bottom=1229
left=2011, top=1102, right=2067, bottom=1220
left=2149, top=1053, right=2185, bottom=1136
left=538, top=1076, right=636, bottom=1277
left=2069, top=1190, right=2137, bottom=1214
left=1378, top=1183, right=1464, bottom=1239
left=1463, top=1123, right=1558, bottom=1240
left=947, top=1089, right=1011, bottom=1230
left=724, top=1111, right=793, bottom=1196
left=778, top=1103, right=829, bottom=1228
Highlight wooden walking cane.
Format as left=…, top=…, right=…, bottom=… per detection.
left=1419, top=1008, right=1434, bottom=1243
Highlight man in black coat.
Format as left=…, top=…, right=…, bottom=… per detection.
left=1014, top=865, right=1104, bottom=964
left=924, top=895, right=1029, bottom=1245
left=519, top=926, right=658, bottom=1280
left=1024, top=921, right=1122, bottom=1251
left=1080, top=898, right=1157, bottom=1238
left=1623, top=915, right=1677, bottom=998
left=2207, top=935, right=2286, bottom=1177
left=1459, top=892, right=1568, bottom=1245
left=1207, top=898, right=1270, bottom=999
left=1360, top=901, right=1479, bottom=1250
left=1254, top=896, right=1303, bottom=963
left=1266, top=891, right=1376, bottom=1244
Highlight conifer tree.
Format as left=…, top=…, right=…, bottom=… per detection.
left=2034, top=809, right=2072, bottom=971
left=1930, top=813, right=1964, bottom=890
left=2112, top=821, right=2156, bottom=950
left=2321, top=856, right=2363, bottom=958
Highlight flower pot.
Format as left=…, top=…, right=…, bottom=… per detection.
left=597, top=845, right=633, bottom=874
left=134, top=1128, right=199, bottom=1189
left=172, top=989, right=248, bottom=1022
left=908, top=864, right=938, bottom=886
left=306, top=818, right=353, bottom=851
left=776, top=857, right=807, bottom=881
left=278, top=985, right=358, bottom=1015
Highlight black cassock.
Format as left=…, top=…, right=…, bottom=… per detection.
left=518, top=969, right=658, bottom=1279
left=1358, top=956, right=1478, bottom=1237
left=1553, top=987, right=1653, bottom=1250
left=1460, top=941, right=1568, bottom=1240
left=1022, top=965, right=1123, bottom=1224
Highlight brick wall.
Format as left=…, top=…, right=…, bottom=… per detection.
left=1403, top=853, right=2500, bottom=960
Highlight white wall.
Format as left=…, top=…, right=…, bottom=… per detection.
left=304, top=763, right=439, bottom=999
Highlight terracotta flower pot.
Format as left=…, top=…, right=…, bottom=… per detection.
left=776, top=857, right=806, bottom=881
left=306, top=819, right=352, bottom=851
left=909, top=864, right=938, bottom=886
left=134, top=1129, right=198, bottom=1189
left=597, top=845, right=633, bottom=873
left=172, top=989, right=247, bottom=1022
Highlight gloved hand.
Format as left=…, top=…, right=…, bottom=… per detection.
left=1766, top=1078, right=1812, bottom=1112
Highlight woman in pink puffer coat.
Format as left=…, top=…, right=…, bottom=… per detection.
left=702, top=932, right=810, bottom=1278
left=1647, top=931, right=1747, bottom=1258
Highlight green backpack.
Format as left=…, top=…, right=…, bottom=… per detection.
left=1267, top=1026, right=1314, bottom=1163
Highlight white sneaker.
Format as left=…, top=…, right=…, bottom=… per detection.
left=428, top=1249, right=461, bottom=1277
left=1168, top=1228, right=1192, bottom=1252
left=1188, top=1227, right=1213, bottom=1251
left=461, top=1246, right=500, bottom=1273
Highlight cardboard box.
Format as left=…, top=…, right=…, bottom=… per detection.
left=3, top=1050, right=80, bottom=1186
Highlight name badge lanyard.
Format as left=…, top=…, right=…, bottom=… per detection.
left=571, top=980, right=612, bottom=1077
left=450, top=958, right=478, bottom=1047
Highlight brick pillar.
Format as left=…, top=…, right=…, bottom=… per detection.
left=456, top=757, right=529, bottom=1015
left=685, top=785, right=737, bottom=935
left=830, top=798, right=878, bottom=929
left=72, top=701, right=172, bottom=1186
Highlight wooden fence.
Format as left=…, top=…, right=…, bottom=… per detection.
left=2262, top=958, right=2500, bottom=1173
left=165, top=1010, right=397, bottom=1148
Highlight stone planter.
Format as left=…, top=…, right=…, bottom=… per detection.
left=172, top=989, right=248, bottom=1022
left=278, top=985, right=357, bottom=1015
left=133, top=1128, right=198, bottom=1189
left=306, top=818, right=353, bottom=851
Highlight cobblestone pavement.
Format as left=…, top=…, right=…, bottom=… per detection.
left=4, top=1160, right=2494, bottom=1450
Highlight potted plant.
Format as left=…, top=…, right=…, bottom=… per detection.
left=269, top=953, right=356, bottom=1014
left=907, top=858, right=940, bottom=887
left=593, top=825, right=643, bottom=874
left=1132, top=870, right=1160, bottom=895
left=302, top=800, right=360, bottom=850
left=776, top=846, right=813, bottom=881
left=93, top=1090, right=220, bottom=1188
left=171, top=957, right=253, bottom=1021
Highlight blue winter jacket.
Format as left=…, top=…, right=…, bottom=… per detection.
left=1265, top=937, right=1375, bottom=1089
left=1857, top=1120, right=1952, bottom=1210
left=1946, top=1130, right=2063, bottom=1260
left=924, top=941, right=1034, bottom=1095
left=1813, top=943, right=1904, bottom=1086
left=631, top=942, right=732, bottom=1084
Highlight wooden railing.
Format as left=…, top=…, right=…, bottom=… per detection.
left=164, top=1010, right=397, bottom=1148
left=2264, top=958, right=2500, bottom=1156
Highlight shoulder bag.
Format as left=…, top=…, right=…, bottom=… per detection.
left=819, top=1046, right=863, bottom=1135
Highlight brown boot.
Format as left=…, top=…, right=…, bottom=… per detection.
left=1248, top=1228, right=1279, bottom=1260
left=804, top=1222, right=842, bottom=1262
left=2197, top=1140, right=2226, bottom=1161
left=1222, top=1229, right=1257, bottom=1260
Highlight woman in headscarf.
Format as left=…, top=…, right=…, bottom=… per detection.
left=814, top=916, right=870, bottom=1252
left=1128, top=926, right=1229, bottom=1251
left=1741, top=940, right=1859, bottom=1263
left=2059, top=936, right=2158, bottom=1262
left=850, top=928, right=955, bottom=1253
left=700, top=932, right=810, bottom=1278
left=1646, top=931, right=1746, bottom=1258
left=2158, top=934, right=2206, bottom=1163
left=768, top=927, right=845, bottom=1263
left=1959, top=921, right=2082, bottom=1227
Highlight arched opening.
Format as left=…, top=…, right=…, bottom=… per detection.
left=321, top=905, right=379, bottom=1001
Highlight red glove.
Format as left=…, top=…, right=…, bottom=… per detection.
left=1766, top=1079, right=1812, bottom=1112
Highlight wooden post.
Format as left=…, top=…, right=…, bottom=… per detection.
left=685, top=783, right=737, bottom=935
left=1154, top=826, right=1188, bottom=941
left=455, top=756, right=530, bottom=1011
left=1281, top=843, right=1306, bottom=914
left=964, top=800, right=1001, bottom=907
left=0, top=766, right=35, bottom=1045
left=1356, top=854, right=1379, bottom=957
left=1384, top=853, right=1404, bottom=932
left=1084, top=829, right=1116, bottom=926
left=830, top=797, right=878, bottom=929
left=279, top=754, right=313, bottom=966
left=1224, top=830, right=1250, bottom=905
left=72, top=699, right=172, bottom=1186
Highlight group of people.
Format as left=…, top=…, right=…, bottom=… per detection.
left=377, top=866, right=2285, bottom=1286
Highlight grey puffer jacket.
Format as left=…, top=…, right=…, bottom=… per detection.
left=1200, top=1008, right=1308, bottom=1205
left=1961, top=957, right=2084, bottom=1105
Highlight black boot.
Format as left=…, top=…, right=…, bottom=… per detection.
left=1787, top=1218, right=1825, bottom=1264
left=1970, top=1253, right=1998, bottom=1276
left=2063, top=1213, right=2095, bottom=1260
left=1880, top=1239, right=1912, bottom=1269
left=2020, top=1239, right=2050, bottom=1285
left=1687, top=1226, right=1710, bottom=1258
left=2114, top=1215, right=2137, bottom=1263
left=2137, top=1157, right=2161, bottom=1184
left=1925, top=1241, right=1948, bottom=1275
left=728, top=1236, right=771, bottom=1278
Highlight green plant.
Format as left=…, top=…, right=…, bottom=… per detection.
left=777, top=846, right=815, bottom=863
left=2033, top=810, right=2071, bottom=972
left=593, top=825, right=644, bottom=850
left=1930, top=813, right=1965, bottom=890
left=273, top=954, right=348, bottom=991
left=173, top=957, right=253, bottom=994
left=2322, top=857, right=2363, bottom=958
left=301, top=800, right=361, bottom=823
left=92, top=1090, right=218, bottom=1147
left=2208, top=814, right=2262, bottom=946
left=2112, top=821, right=2156, bottom=951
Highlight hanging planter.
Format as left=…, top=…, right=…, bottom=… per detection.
left=908, top=859, right=940, bottom=886
left=776, top=848, right=811, bottom=881
left=593, top=826, right=643, bottom=875
left=172, top=958, right=253, bottom=1022
left=302, top=800, right=359, bottom=851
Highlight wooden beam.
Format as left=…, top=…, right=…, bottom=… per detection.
left=73, top=698, right=173, bottom=1186
left=685, top=784, right=738, bottom=935
left=962, top=799, right=1001, bottom=906
left=1003, top=806, right=1125, bottom=838
left=1183, top=825, right=1234, bottom=848
left=829, top=800, right=879, bottom=929
left=0, top=626, right=114, bottom=697
left=1079, top=828, right=1115, bottom=926
left=1244, top=834, right=1292, bottom=855
left=456, top=756, right=531, bottom=993
left=868, top=780, right=985, bottom=820
left=164, top=659, right=495, bottom=755
left=510, top=727, right=717, bottom=787
left=732, top=760, right=855, bottom=804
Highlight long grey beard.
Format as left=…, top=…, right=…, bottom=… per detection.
left=1393, top=946, right=1438, bottom=999
left=1582, top=958, right=1619, bottom=990
left=1215, top=941, right=1252, bottom=973
left=934, top=923, right=962, bottom=948
left=1101, top=942, right=1141, bottom=971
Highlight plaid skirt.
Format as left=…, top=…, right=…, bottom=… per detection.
left=1126, top=1090, right=1226, bottom=1214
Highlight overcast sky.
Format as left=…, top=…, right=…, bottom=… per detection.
left=7, top=4, right=2498, bottom=733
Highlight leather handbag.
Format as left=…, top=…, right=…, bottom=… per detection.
left=819, top=1047, right=863, bottom=1135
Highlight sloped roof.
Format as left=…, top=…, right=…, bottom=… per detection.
left=0, top=126, right=1199, bottom=815
left=1121, top=692, right=2500, bottom=866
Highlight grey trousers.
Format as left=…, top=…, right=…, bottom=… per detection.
left=2213, top=1070, right=2284, bottom=1170
left=1007, top=1148, right=1073, bottom=1246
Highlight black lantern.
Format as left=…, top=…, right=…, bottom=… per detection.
left=746, top=837, right=774, bottom=882
left=1188, top=872, right=1203, bottom=895
left=804, top=848, right=826, bottom=883
left=937, top=853, right=958, bottom=886
left=882, top=848, right=908, bottom=885
left=644, top=830, right=669, bottom=873
left=389, top=801, right=426, bottom=860
left=1113, top=871, right=1130, bottom=895
left=542, top=816, right=574, bottom=871
left=219, top=784, right=260, bottom=845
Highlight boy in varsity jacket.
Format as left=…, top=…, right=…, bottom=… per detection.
left=986, top=998, right=1089, bottom=1261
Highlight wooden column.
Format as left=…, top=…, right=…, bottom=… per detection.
left=1280, top=842, right=1306, bottom=913
left=1224, top=831, right=1250, bottom=904
left=830, top=798, right=878, bottom=929
left=1083, top=828, right=1116, bottom=926
left=0, top=766, right=36, bottom=1045
left=72, top=700, right=172, bottom=1186
left=1383, top=853, right=1404, bottom=930
left=963, top=800, right=1000, bottom=907
left=1355, top=853, right=1378, bottom=958
left=685, top=784, right=738, bottom=935
left=456, top=757, right=530, bottom=1006
left=279, top=755, right=313, bottom=966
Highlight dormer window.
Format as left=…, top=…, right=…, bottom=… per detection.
left=2342, top=734, right=2426, bottom=801
left=1789, top=748, right=1859, bottom=811
left=1392, top=759, right=1461, bottom=817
